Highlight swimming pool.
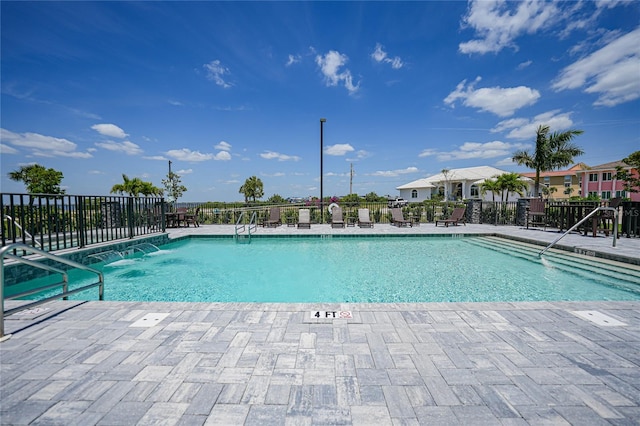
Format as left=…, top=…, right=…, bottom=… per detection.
left=20, top=236, right=640, bottom=303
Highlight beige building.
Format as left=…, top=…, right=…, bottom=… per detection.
left=520, top=163, right=588, bottom=199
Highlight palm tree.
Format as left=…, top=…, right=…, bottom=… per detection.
left=239, top=176, right=264, bottom=202
left=512, top=125, right=584, bottom=196
left=480, top=178, right=501, bottom=203
left=495, top=172, right=529, bottom=202
left=111, top=174, right=162, bottom=197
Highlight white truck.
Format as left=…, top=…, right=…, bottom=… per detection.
left=387, top=197, right=409, bottom=208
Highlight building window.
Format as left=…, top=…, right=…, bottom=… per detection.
left=588, top=191, right=598, bottom=198
left=411, top=189, right=418, bottom=199
left=543, top=176, right=550, bottom=184
left=601, top=191, right=611, bottom=200
left=564, top=175, right=572, bottom=187
left=589, top=173, right=598, bottom=182
left=602, top=172, right=612, bottom=181
left=615, top=190, right=626, bottom=198
left=470, top=185, right=479, bottom=198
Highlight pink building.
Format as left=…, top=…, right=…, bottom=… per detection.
left=576, top=160, right=640, bottom=201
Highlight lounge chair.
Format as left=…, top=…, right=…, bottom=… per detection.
left=297, top=209, right=311, bottom=229
left=331, top=207, right=345, bottom=228
left=184, top=207, right=200, bottom=227
left=525, top=199, right=546, bottom=229
left=435, top=207, right=466, bottom=227
left=265, top=207, right=281, bottom=227
left=358, top=208, right=374, bottom=228
left=390, top=208, right=412, bottom=227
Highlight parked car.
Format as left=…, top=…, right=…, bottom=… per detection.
left=387, top=197, right=409, bottom=208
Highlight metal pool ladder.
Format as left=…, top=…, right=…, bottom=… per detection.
left=234, top=211, right=257, bottom=243
left=539, top=206, right=618, bottom=257
left=1, top=242, right=104, bottom=339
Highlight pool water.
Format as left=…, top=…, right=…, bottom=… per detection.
left=24, top=237, right=640, bottom=303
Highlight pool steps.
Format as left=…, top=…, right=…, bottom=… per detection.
left=467, top=236, right=640, bottom=290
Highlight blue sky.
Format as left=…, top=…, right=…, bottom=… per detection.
left=1, top=1, right=639, bottom=202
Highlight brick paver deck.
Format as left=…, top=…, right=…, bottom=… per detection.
left=2, top=225, right=639, bottom=425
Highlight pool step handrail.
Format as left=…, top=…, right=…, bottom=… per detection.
left=3, top=215, right=41, bottom=248
left=247, top=212, right=257, bottom=236
left=235, top=212, right=258, bottom=242
left=539, top=206, right=618, bottom=257
left=234, top=211, right=246, bottom=238
left=0, top=242, right=104, bottom=339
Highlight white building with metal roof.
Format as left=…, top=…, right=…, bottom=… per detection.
left=396, top=166, right=534, bottom=202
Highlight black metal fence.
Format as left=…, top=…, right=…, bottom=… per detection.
left=1, top=193, right=166, bottom=251
left=3, top=193, right=637, bottom=251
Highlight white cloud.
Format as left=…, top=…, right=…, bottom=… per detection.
left=517, top=60, right=532, bottom=70
left=215, top=141, right=232, bottom=151
left=494, top=157, right=516, bottom=166
left=346, top=150, right=371, bottom=162
left=214, top=151, right=232, bottom=161
left=315, top=50, right=360, bottom=95
left=418, top=148, right=438, bottom=158
left=260, top=151, right=301, bottom=161
left=552, top=28, right=640, bottom=107
left=371, top=43, right=404, bottom=69
left=459, top=0, right=560, bottom=54
left=203, top=60, right=233, bottom=88
left=370, top=166, right=419, bottom=177
left=1, top=128, right=93, bottom=158
left=0, top=143, right=19, bottom=154
left=91, top=123, right=128, bottom=138
left=438, top=141, right=529, bottom=161
left=176, top=168, right=193, bottom=175
left=286, top=54, right=301, bottom=66
left=420, top=141, right=529, bottom=162
left=492, top=110, right=575, bottom=139
left=95, top=140, right=143, bottom=155
left=325, top=143, right=355, bottom=156
left=165, top=148, right=215, bottom=162
left=143, top=155, right=168, bottom=161
left=444, top=76, right=540, bottom=117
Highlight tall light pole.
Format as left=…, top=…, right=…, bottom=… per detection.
left=320, top=118, right=326, bottom=224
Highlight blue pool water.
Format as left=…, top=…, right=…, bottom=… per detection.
left=26, top=237, right=640, bottom=303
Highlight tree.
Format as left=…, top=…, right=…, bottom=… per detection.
left=8, top=164, right=65, bottom=195
left=266, top=194, right=286, bottom=204
left=111, top=174, right=163, bottom=197
left=162, top=171, right=187, bottom=202
left=239, top=176, right=264, bottom=202
left=616, top=150, right=640, bottom=194
left=364, top=192, right=384, bottom=202
left=540, top=185, right=557, bottom=200
left=512, top=125, right=584, bottom=196
left=440, top=168, right=452, bottom=201
left=479, top=178, right=501, bottom=203
left=495, top=172, right=529, bottom=202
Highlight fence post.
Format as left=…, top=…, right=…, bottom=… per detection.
left=76, top=196, right=86, bottom=248
left=127, top=197, right=134, bottom=239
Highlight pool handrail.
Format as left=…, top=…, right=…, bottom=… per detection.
left=3, top=215, right=41, bottom=248
left=539, top=206, right=618, bottom=257
left=234, top=211, right=246, bottom=237
left=248, top=212, right=257, bottom=236
left=1, top=242, right=104, bottom=339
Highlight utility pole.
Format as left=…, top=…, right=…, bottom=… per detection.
left=168, top=160, right=172, bottom=175
left=350, top=163, right=353, bottom=195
